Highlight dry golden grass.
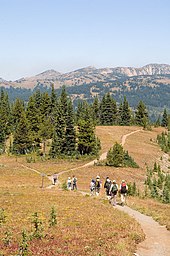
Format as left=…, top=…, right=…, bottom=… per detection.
left=0, top=125, right=169, bottom=255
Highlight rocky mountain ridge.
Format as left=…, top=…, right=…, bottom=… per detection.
left=1, top=63, right=170, bottom=89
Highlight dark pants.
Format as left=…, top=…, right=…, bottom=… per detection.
left=72, top=183, right=77, bottom=190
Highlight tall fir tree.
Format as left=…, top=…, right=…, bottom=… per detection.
left=49, top=100, right=65, bottom=157
left=26, top=95, right=41, bottom=146
left=11, top=98, right=25, bottom=133
left=119, top=96, right=131, bottom=126
left=0, top=88, right=11, bottom=136
left=161, top=108, right=168, bottom=127
left=13, top=111, right=32, bottom=154
left=100, top=93, right=117, bottom=125
left=77, top=102, right=101, bottom=155
left=135, top=100, right=149, bottom=127
left=63, top=100, right=76, bottom=155
left=91, top=97, right=100, bottom=125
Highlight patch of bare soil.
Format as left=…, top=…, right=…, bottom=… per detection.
left=117, top=205, right=170, bottom=256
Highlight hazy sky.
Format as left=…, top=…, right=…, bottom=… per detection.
left=0, top=0, right=170, bottom=80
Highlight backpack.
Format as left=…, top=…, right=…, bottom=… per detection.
left=121, top=183, right=127, bottom=193
left=111, top=184, right=118, bottom=193
left=73, top=177, right=77, bottom=184
left=96, top=179, right=100, bottom=188
left=104, top=180, right=111, bottom=190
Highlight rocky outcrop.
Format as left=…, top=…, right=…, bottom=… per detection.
left=1, top=63, right=170, bottom=89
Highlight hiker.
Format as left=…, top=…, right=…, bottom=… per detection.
left=109, top=180, right=118, bottom=206
left=95, top=175, right=101, bottom=196
left=72, top=175, right=77, bottom=190
left=104, top=176, right=112, bottom=199
left=53, top=174, right=58, bottom=185
left=119, top=180, right=128, bottom=206
left=90, top=179, right=96, bottom=196
left=67, top=177, right=72, bottom=190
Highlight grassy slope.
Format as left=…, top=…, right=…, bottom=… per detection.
left=0, top=126, right=169, bottom=255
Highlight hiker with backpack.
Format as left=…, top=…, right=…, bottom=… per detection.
left=109, top=180, right=118, bottom=206
left=52, top=174, right=58, bottom=185
left=95, top=175, right=101, bottom=196
left=119, top=180, right=128, bottom=206
left=72, top=175, right=77, bottom=190
left=90, top=179, right=96, bottom=196
left=104, top=176, right=112, bottom=199
left=67, top=177, right=72, bottom=190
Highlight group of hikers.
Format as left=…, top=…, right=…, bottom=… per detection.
left=66, top=175, right=128, bottom=206
left=67, top=175, right=78, bottom=190
left=90, top=176, right=128, bottom=206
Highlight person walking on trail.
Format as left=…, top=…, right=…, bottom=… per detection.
left=95, top=175, right=101, bottom=196
left=72, top=175, right=77, bottom=190
left=90, top=179, right=96, bottom=196
left=53, top=174, right=58, bottom=185
left=119, top=180, right=128, bottom=206
left=67, top=177, right=72, bottom=190
left=109, top=180, right=118, bottom=206
left=104, top=176, right=112, bottom=199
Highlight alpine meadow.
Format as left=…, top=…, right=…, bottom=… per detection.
left=0, top=83, right=170, bottom=255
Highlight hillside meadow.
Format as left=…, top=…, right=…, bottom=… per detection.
left=0, top=126, right=170, bottom=255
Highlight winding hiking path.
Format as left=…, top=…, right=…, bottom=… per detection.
left=21, top=128, right=170, bottom=256
left=117, top=205, right=170, bottom=256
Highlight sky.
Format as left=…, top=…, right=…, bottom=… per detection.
left=0, top=0, right=170, bottom=80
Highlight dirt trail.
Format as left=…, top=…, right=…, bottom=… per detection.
left=117, top=205, right=170, bottom=256
left=21, top=128, right=170, bottom=255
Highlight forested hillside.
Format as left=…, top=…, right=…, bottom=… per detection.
left=1, top=74, right=170, bottom=121
left=0, top=85, right=169, bottom=158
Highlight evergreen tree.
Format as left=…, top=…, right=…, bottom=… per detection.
left=135, top=100, right=149, bottom=127
left=161, top=108, right=168, bottom=127
left=49, top=100, right=65, bottom=157
left=39, top=117, right=53, bottom=157
left=0, top=118, right=5, bottom=152
left=26, top=95, right=41, bottom=147
left=11, top=98, right=25, bottom=132
left=119, top=96, right=131, bottom=126
left=100, top=93, right=117, bottom=125
left=77, top=102, right=101, bottom=155
left=91, top=97, right=100, bottom=125
left=106, top=142, right=124, bottom=167
left=0, top=88, right=11, bottom=136
left=13, top=112, right=32, bottom=154
left=63, top=100, right=76, bottom=155
left=60, top=86, right=69, bottom=124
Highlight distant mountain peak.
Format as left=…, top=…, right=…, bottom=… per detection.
left=36, top=69, right=61, bottom=77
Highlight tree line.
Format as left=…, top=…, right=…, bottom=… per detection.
left=0, top=86, right=169, bottom=157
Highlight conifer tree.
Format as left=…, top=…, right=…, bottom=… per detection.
left=0, top=118, right=5, bottom=152
left=11, top=98, right=25, bottom=132
left=40, top=92, right=51, bottom=121
left=100, top=93, right=117, bottom=125
left=76, top=100, right=87, bottom=124
left=91, top=97, right=100, bottom=125
left=135, top=100, right=149, bottom=127
left=0, top=89, right=11, bottom=136
left=26, top=95, right=41, bottom=146
left=13, top=112, right=32, bottom=154
left=63, top=100, right=76, bottom=155
left=49, top=100, right=65, bottom=157
left=161, top=108, right=168, bottom=127
left=106, top=142, right=124, bottom=167
left=39, top=117, right=52, bottom=157
left=77, top=102, right=101, bottom=155
left=119, top=96, right=131, bottom=126
left=60, top=86, right=69, bottom=124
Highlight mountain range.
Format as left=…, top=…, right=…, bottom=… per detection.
left=1, top=63, right=170, bottom=89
